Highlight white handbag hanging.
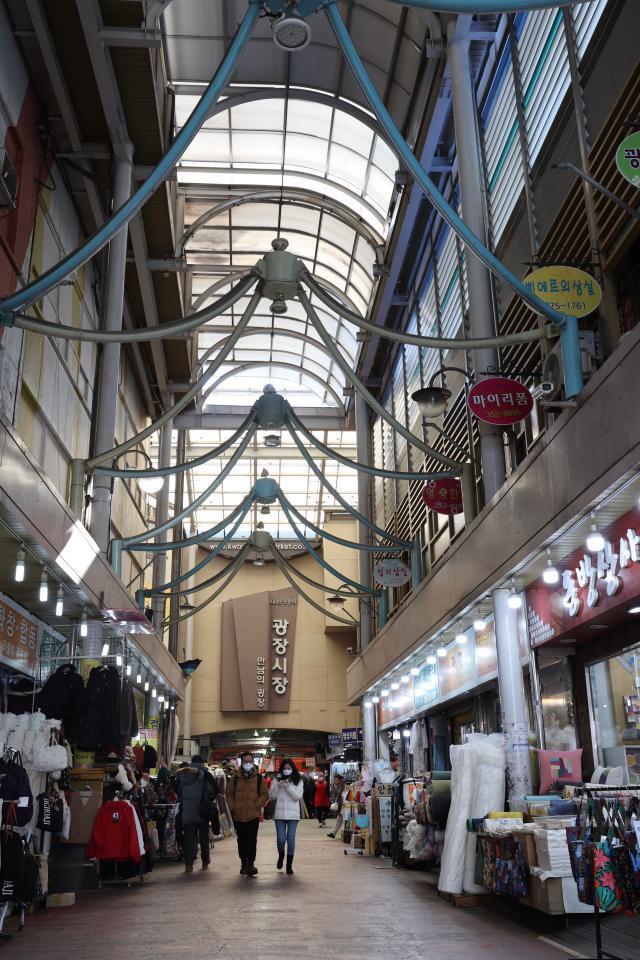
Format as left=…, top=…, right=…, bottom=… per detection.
left=33, top=728, right=68, bottom=773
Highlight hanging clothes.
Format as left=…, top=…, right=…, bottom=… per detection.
left=78, top=667, right=138, bottom=751
left=87, top=799, right=145, bottom=862
left=36, top=664, right=87, bottom=741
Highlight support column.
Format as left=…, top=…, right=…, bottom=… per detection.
left=447, top=31, right=506, bottom=502
left=151, top=417, right=173, bottom=636
left=168, top=428, right=186, bottom=658
left=493, top=588, right=532, bottom=806
left=354, top=392, right=373, bottom=648
left=362, top=700, right=377, bottom=763
left=89, top=144, right=133, bottom=553
left=182, top=546, right=196, bottom=744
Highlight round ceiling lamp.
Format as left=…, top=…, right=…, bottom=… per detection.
left=272, top=12, right=312, bottom=52
left=411, top=386, right=451, bottom=420
left=327, top=594, right=345, bottom=610
left=264, top=434, right=281, bottom=448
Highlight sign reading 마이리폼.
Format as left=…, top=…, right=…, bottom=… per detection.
left=524, top=265, right=602, bottom=316
left=616, top=131, right=640, bottom=188
left=467, top=376, right=533, bottom=426
left=422, top=478, right=464, bottom=515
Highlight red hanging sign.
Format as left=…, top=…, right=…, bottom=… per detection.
left=467, top=376, right=533, bottom=426
left=422, top=478, right=464, bottom=515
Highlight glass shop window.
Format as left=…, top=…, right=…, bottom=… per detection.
left=540, top=658, right=577, bottom=751
left=587, top=645, right=640, bottom=783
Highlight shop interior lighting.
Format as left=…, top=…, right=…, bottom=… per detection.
left=455, top=632, right=467, bottom=645
left=542, top=547, right=560, bottom=584
left=363, top=700, right=372, bottom=708
left=80, top=612, right=88, bottom=637
left=629, top=607, right=640, bottom=614
left=400, top=674, right=410, bottom=683
left=391, top=681, right=400, bottom=690
left=586, top=512, right=605, bottom=552
left=126, top=663, right=132, bottom=676
left=426, top=654, right=437, bottom=665
left=473, top=616, right=487, bottom=631
left=39, top=568, right=48, bottom=603
left=116, top=654, right=123, bottom=667
left=144, top=680, right=150, bottom=692
left=151, top=687, right=157, bottom=698
left=410, top=667, right=419, bottom=676
left=371, top=695, right=380, bottom=704
left=136, top=671, right=142, bottom=684
left=158, top=693, right=165, bottom=703
left=381, top=688, right=390, bottom=697
left=101, top=642, right=109, bottom=657
left=55, top=586, right=64, bottom=618
left=14, top=547, right=25, bottom=582
left=507, top=582, right=522, bottom=609
left=402, top=728, right=411, bottom=738
left=436, top=646, right=447, bottom=658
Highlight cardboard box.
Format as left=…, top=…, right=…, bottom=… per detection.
left=521, top=876, right=565, bottom=915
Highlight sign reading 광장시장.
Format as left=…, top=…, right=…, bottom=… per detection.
left=524, top=265, right=602, bottom=317
left=616, top=131, right=640, bottom=188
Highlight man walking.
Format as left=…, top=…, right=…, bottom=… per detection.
left=226, top=751, right=269, bottom=876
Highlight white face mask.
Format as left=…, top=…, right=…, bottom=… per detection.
left=282, top=768, right=292, bottom=777
left=242, top=762, right=253, bottom=773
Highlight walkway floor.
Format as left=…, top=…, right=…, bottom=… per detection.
left=8, top=822, right=567, bottom=959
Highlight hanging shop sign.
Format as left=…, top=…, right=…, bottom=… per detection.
left=524, top=265, right=602, bottom=317
left=0, top=591, right=52, bottom=677
left=438, top=635, right=477, bottom=700
left=413, top=660, right=439, bottom=710
left=526, top=508, right=640, bottom=647
left=467, top=376, right=533, bottom=427
left=616, top=131, right=640, bottom=188
left=422, top=478, right=464, bottom=515
left=377, top=680, right=415, bottom=728
left=220, top=587, right=298, bottom=713
left=342, top=727, right=363, bottom=749
left=373, top=560, right=411, bottom=587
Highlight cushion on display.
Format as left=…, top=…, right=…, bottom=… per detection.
left=537, top=748, right=583, bottom=794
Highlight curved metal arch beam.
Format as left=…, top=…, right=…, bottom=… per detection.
left=299, top=286, right=462, bottom=470
left=286, top=411, right=454, bottom=482
left=325, top=3, right=583, bottom=397
left=153, top=543, right=252, bottom=600
left=205, top=86, right=396, bottom=155
left=274, top=550, right=369, bottom=598
left=86, top=287, right=261, bottom=470
left=288, top=424, right=409, bottom=547
left=0, top=4, right=260, bottom=317
left=276, top=491, right=409, bottom=553
left=384, top=0, right=589, bottom=10
left=191, top=274, right=248, bottom=312
left=303, top=273, right=550, bottom=350
left=200, top=360, right=346, bottom=413
left=178, top=191, right=383, bottom=257
left=196, top=326, right=356, bottom=384
left=161, top=546, right=249, bottom=630
left=278, top=497, right=379, bottom=597
left=269, top=545, right=360, bottom=626
left=146, top=511, right=251, bottom=595
left=95, top=412, right=256, bottom=479
left=121, top=422, right=257, bottom=548
left=13, top=273, right=257, bottom=343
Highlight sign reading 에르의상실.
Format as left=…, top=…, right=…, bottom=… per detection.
left=524, top=265, right=601, bottom=317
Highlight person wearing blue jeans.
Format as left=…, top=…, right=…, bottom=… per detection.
left=269, top=757, right=304, bottom=875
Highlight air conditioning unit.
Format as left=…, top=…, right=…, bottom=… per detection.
left=0, top=150, right=18, bottom=209
left=539, top=331, right=598, bottom=401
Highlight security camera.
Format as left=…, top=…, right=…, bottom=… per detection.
left=540, top=381, right=555, bottom=395
left=346, top=646, right=354, bottom=657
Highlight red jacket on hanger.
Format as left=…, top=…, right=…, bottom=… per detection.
left=86, top=800, right=142, bottom=862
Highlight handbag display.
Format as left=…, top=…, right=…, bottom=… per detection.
left=33, top=730, right=68, bottom=774
left=567, top=799, right=595, bottom=905
left=0, top=751, right=34, bottom=827
left=36, top=790, right=64, bottom=833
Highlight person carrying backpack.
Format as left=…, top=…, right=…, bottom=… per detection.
left=226, top=752, right=269, bottom=877
left=176, top=756, right=216, bottom=873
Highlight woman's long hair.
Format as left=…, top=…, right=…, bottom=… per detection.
left=278, top=757, right=301, bottom=785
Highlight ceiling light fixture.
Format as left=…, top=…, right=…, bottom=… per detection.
left=455, top=632, right=467, bottom=645
left=144, top=680, right=150, bottom=692
left=136, top=672, right=142, bottom=685
left=116, top=654, right=123, bottom=667
left=264, top=434, right=281, bottom=448
left=586, top=512, right=605, bottom=552
left=473, top=617, right=487, bottom=631
left=507, top=581, right=522, bottom=609
left=410, top=667, right=420, bottom=676
left=328, top=595, right=345, bottom=609
left=14, top=547, right=25, bottom=583
left=363, top=700, right=372, bottom=709
left=426, top=655, right=437, bottom=666
left=39, top=569, right=48, bottom=603
left=628, top=606, right=640, bottom=614
left=411, top=386, right=451, bottom=420
left=542, top=547, right=560, bottom=585
left=436, top=646, right=447, bottom=658
left=138, top=474, right=165, bottom=495
left=381, top=689, right=389, bottom=697
left=55, top=586, right=64, bottom=618
left=391, top=682, right=399, bottom=690
left=80, top=612, right=88, bottom=637
left=371, top=695, right=380, bottom=704
left=272, top=10, right=312, bottom=52
left=101, top=642, right=110, bottom=657
left=253, top=555, right=265, bottom=567
left=126, top=664, right=132, bottom=676
left=400, top=674, right=410, bottom=683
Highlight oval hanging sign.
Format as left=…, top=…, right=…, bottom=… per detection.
left=373, top=560, right=411, bottom=587
left=422, top=478, right=464, bottom=515
left=616, top=131, right=640, bottom=188
left=467, top=376, right=533, bottom=426
left=524, top=265, right=601, bottom=317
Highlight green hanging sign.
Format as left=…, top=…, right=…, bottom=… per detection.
left=616, top=131, right=640, bottom=188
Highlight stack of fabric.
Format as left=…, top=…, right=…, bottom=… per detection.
left=534, top=828, right=572, bottom=872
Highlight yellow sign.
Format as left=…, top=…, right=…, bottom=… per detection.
left=524, top=265, right=601, bottom=317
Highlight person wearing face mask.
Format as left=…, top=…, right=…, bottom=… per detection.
left=226, top=751, right=269, bottom=876
left=270, top=757, right=304, bottom=875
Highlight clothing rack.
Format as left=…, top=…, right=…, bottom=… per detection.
left=574, top=784, right=640, bottom=960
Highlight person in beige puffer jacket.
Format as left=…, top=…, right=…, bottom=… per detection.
left=226, top=751, right=269, bottom=876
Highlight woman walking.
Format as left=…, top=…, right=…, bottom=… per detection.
left=314, top=772, right=331, bottom=827
left=270, top=758, right=304, bottom=875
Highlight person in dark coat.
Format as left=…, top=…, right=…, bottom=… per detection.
left=176, top=756, right=216, bottom=873
left=303, top=773, right=316, bottom=819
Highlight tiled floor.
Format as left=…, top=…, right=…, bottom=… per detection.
left=6, top=822, right=566, bottom=959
